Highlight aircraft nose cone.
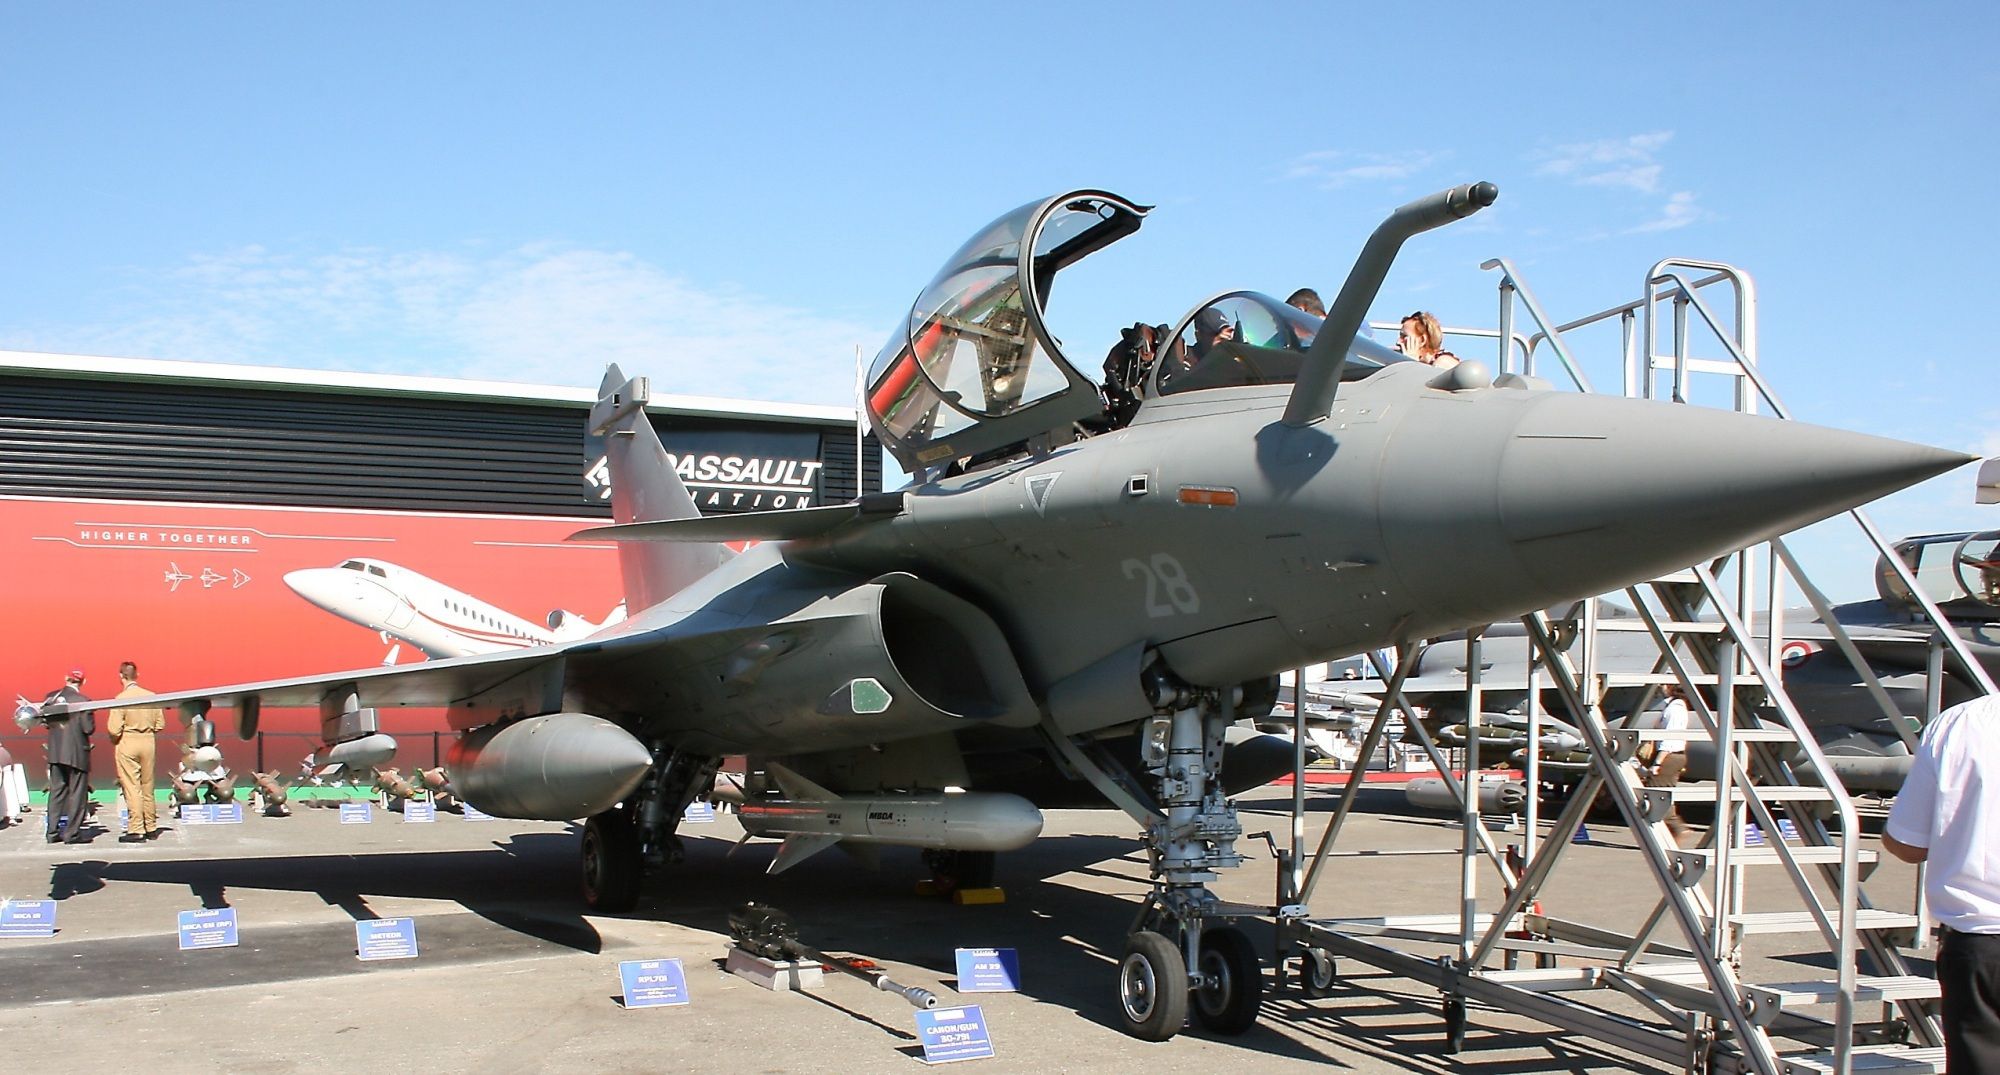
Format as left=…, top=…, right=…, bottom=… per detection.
left=283, top=569, right=338, bottom=609
left=1376, top=392, right=1971, bottom=630
left=1497, top=395, right=1971, bottom=597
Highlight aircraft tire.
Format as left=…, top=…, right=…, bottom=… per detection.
left=581, top=811, right=641, bottom=913
left=1191, top=926, right=1262, bottom=1035
left=1118, top=930, right=1188, bottom=1041
left=1296, top=946, right=1338, bottom=998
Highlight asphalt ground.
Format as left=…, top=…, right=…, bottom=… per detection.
left=0, top=784, right=1929, bottom=1074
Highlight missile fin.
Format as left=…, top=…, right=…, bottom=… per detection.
left=769, top=833, right=841, bottom=874
left=766, top=763, right=837, bottom=803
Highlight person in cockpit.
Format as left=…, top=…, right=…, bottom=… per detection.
left=1286, top=288, right=1325, bottom=317
left=1190, top=307, right=1236, bottom=362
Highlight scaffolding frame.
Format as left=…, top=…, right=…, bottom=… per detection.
left=1271, top=259, right=1988, bottom=1075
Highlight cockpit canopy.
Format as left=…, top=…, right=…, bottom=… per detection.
left=1877, top=530, right=2000, bottom=615
left=1155, top=291, right=1400, bottom=397
left=866, top=190, right=1146, bottom=477
left=863, top=190, right=1409, bottom=479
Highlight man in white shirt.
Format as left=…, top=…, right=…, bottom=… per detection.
left=1883, top=695, right=2000, bottom=1073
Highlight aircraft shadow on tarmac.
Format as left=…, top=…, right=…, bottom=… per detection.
left=40, top=822, right=1668, bottom=1069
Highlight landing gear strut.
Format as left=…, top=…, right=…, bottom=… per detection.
left=579, top=746, right=719, bottom=913
left=1053, top=679, right=1264, bottom=1041
left=581, top=810, right=640, bottom=911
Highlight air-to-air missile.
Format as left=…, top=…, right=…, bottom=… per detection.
left=444, top=713, right=652, bottom=820
left=736, top=764, right=1044, bottom=874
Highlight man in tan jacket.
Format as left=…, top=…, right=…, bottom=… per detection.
left=109, top=661, right=167, bottom=842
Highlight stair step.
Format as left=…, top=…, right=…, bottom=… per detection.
left=1728, top=909, right=1920, bottom=935
left=1648, top=783, right=1835, bottom=803
left=1602, top=672, right=1722, bottom=686
left=1779, top=1045, right=1946, bottom=1074
left=1617, top=726, right=1798, bottom=743
left=1616, top=961, right=1728, bottom=1012
left=1673, top=846, right=1876, bottom=868
left=1747, top=974, right=1939, bottom=1015
left=1667, top=844, right=1878, bottom=887
left=1597, top=619, right=1728, bottom=633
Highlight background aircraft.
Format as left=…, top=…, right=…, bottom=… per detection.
left=50, top=183, right=1968, bottom=1041
left=1310, top=527, right=2000, bottom=794
left=283, top=557, right=624, bottom=661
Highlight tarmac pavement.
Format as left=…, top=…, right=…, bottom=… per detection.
left=0, top=784, right=1929, bottom=1074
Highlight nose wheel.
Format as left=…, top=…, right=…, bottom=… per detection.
left=1192, top=926, right=1262, bottom=1034
left=1118, top=930, right=1189, bottom=1041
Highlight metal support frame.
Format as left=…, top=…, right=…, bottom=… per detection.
left=1268, top=258, right=1973, bottom=1075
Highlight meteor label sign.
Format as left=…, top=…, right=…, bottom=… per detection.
left=356, top=917, right=419, bottom=961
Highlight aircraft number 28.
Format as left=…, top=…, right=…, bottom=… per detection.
left=1122, top=554, right=1200, bottom=617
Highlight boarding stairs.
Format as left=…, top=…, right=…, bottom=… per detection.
left=1278, top=259, right=1992, bottom=1074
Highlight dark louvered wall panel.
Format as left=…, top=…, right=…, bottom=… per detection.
left=0, top=374, right=873, bottom=515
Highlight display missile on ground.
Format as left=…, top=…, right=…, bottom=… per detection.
left=1405, top=775, right=1529, bottom=815
left=446, top=713, right=652, bottom=820
left=738, top=763, right=1044, bottom=874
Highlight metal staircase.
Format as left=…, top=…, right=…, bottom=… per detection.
left=1275, top=258, right=1991, bottom=1074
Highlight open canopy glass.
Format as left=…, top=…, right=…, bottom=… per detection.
left=866, top=190, right=1145, bottom=478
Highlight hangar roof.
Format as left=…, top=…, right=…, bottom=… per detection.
left=0, top=349, right=857, bottom=428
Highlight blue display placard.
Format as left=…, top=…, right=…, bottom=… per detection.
left=340, top=801, right=374, bottom=825
left=1744, top=823, right=1766, bottom=847
left=916, top=1005, right=994, bottom=1064
left=178, top=907, right=239, bottom=950
left=619, top=958, right=692, bottom=1008
left=213, top=802, right=243, bottom=824
left=460, top=802, right=493, bottom=821
left=0, top=899, right=57, bottom=938
left=682, top=801, right=716, bottom=823
left=180, top=803, right=209, bottom=824
left=1777, top=818, right=1800, bottom=841
left=403, top=800, right=436, bottom=823
left=355, top=917, right=419, bottom=961
left=954, top=948, right=1021, bottom=993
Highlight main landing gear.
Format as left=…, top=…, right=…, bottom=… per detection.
left=580, top=747, right=718, bottom=914
left=1055, top=677, right=1267, bottom=1042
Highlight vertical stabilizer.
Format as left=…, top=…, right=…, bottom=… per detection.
left=585, top=365, right=732, bottom=611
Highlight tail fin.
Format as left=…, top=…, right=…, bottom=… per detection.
left=585, top=365, right=732, bottom=611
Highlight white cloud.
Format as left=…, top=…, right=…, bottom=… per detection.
left=1535, top=131, right=1674, bottom=192
left=1626, top=191, right=1708, bottom=234
left=1281, top=149, right=1442, bottom=188
left=6, top=245, right=881, bottom=406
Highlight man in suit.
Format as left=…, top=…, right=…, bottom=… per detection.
left=40, top=667, right=94, bottom=844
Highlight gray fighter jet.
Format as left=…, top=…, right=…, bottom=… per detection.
left=50, top=182, right=1969, bottom=1041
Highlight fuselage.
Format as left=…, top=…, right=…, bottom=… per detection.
left=576, top=361, right=1963, bottom=757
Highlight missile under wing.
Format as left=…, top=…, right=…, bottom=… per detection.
left=49, top=182, right=1972, bottom=1042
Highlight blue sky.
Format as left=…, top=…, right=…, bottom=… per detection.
left=3, top=3, right=1995, bottom=601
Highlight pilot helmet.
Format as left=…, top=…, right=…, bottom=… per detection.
left=1194, top=308, right=1230, bottom=336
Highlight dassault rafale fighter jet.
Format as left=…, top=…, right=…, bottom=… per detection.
left=48, top=183, right=1969, bottom=1041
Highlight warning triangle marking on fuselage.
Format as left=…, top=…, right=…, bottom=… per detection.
left=1026, top=473, right=1060, bottom=516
